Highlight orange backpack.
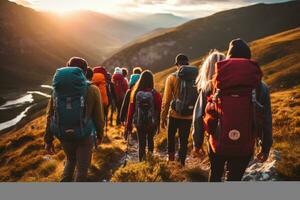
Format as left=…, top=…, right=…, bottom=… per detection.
left=92, top=73, right=109, bottom=106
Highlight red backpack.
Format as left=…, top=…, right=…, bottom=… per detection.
left=203, top=58, right=263, bottom=156
left=112, top=73, right=128, bottom=103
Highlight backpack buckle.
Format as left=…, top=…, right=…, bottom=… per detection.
left=80, top=96, right=84, bottom=107
left=252, top=89, right=256, bottom=103
left=65, top=129, right=75, bottom=135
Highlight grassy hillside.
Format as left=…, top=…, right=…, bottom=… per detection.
left=102, top=0, right=300, bottom=73
left=0, top=28, right=299, bottom=181
left=154, top=28, right=300, bottom=91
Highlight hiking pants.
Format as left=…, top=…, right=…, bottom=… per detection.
left=109, top=100, right=116, bottom=126
left=208, top=145, right=252, bottom=182
left=137, top=127, right=155, bottom=161
left=60, top=136, right=93, bottom=182
left=167, top=117, right=192, bottom=164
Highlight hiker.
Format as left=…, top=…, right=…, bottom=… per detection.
left=112, top=67, right=128, bottom=126
left=161, top=54, right=198, bottom=166
left=106, top=72, right=117, bottom=126
left=122, top=67, right=129, bottom=83
left=44, top=57, right=104, bottom=182
left=86, top=67, right=93, bottom=81
left=129, top=67, right=142, bottom=88
left=192, top=39, right=273, bottom=182
left=126, top=70, right=162, bottom=161
left=120, top=67, right=142, bottom=126
left=92, top=66, right=109, bottom=131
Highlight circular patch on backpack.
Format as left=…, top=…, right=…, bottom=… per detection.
left=228, top=129, right=240, bottom=141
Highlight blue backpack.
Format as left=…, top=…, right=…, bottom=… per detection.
left=50, top=67, right=95, bottom=140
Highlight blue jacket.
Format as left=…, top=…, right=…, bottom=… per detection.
left=192, top=82, right=273, bottom=154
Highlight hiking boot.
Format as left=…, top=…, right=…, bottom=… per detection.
left=168, top=153, right=175, bottom=161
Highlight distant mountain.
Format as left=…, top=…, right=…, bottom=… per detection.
left=0, top=1, right=188, bottom=94
left=131, top=13, right=189, bottom=31
left=0, top=0, right=100, bottom=93
left=102, top=0, right=300, bottom=73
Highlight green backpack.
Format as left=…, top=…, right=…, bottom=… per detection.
left=50, top=67, right=95, bottom=140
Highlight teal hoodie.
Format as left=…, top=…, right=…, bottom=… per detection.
left=129, top=74, right=140, bottom=88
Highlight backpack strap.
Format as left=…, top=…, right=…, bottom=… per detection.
left=252, top=82, right=264, bottom=138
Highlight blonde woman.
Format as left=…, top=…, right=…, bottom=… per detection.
left=191, top=50, right=225, bottom=159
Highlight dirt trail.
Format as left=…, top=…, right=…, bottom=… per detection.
left=116, top=132, right=280, bottom=181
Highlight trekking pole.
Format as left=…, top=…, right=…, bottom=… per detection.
left=123, top=131, right=130, bottom=167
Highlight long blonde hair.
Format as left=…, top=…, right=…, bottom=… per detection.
left=196, top=50, right=225, bottom=92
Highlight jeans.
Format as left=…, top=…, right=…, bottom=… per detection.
left=167, top=117, right=192, bottom=165
left=208, top=145, right=252, bottom=182
left=60, top=136, right=93, bottom=182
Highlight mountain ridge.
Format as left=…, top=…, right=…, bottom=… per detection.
left=102, top=0, right=300, bottom=73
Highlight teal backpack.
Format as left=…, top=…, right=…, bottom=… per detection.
left=50, top=67, right=95, bottom=140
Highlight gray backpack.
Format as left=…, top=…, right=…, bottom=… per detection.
left=171, top=66, right=199, bottom=116
left=133, top=90, right=157, bottom=129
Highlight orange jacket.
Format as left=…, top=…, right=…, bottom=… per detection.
left=92, top=73, right=109, bottom=106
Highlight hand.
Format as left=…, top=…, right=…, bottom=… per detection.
left=161, top=119, right=167, bottom=129
left=193, top=147, right=205, bottom=158
left=256, top=151, right=269, bottom=163
left=45, top=143, right=55, bottom=155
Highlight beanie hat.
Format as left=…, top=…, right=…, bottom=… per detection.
left=227, top=38, right=251, bottom=59
left=114, top=67, right=123, bottom=75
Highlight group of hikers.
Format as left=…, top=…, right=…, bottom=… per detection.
left=44, top=38, right=273, bottom=182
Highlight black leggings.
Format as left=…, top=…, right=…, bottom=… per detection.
left=116, top=101, right=123, bottom=126
left=167, top=117, right=192, bottom=164
left=137, top=127, right=155, bottom=161
left=208, top=145, right=252, bottom=182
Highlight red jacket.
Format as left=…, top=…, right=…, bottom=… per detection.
left=112, top=73, right=128, bottom=103
left=126, top=88, right=162, bottom=131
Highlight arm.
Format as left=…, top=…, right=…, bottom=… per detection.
left=44, top=96, right=54, bottom=144
left=192, top=91, right=206, bottom=149
left=161, top=75, right=173, bottom=121
left=123, top=78, right=128, bottom=92
left=261, top=84, right=273, bottom=154
left=126, top=102, right=135, bottom=132
left=154, top=91, right=163, bottom=132
left=120, top=90, right=131, bottom=123
left=91, top=85, right=105, bottom=140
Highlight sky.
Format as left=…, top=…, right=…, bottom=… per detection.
left=11, top=0, right=290, bottom=18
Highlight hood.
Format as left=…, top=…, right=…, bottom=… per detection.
left=92, top=73, right=106, bottom=85
left=129, top=74, right=141, bottom=88
left=112, top=73, right=125, bottom=80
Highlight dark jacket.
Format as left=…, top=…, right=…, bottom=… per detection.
left=192, top=82, right=273, bottom=154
